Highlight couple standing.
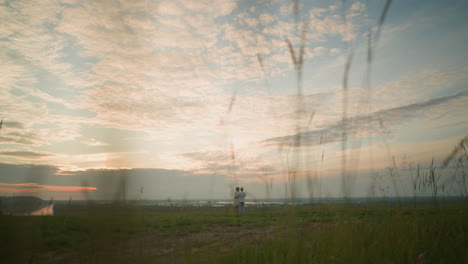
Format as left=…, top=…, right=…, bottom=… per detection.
left=234, top=187, right=246, bottom=215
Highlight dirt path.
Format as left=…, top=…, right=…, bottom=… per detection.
left=42, top=224, right=277, bottom=264
left=142, top=225, right=277, bottom=263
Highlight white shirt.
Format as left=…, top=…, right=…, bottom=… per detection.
left=239, top=191, right=246, bottom=203
left=234, top=191, right=240, bottom=205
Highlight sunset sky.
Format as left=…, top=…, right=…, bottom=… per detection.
left=1, top=0, right=467, bottom=200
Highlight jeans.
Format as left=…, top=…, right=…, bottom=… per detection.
left=239, top=202, right=245, bottom=215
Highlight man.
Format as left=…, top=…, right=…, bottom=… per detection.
left=239, top=187, right=246, bottom=215
left=234, top=187, right=240, bottom=215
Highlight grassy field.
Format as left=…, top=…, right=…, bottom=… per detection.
left=1, top=200, right=468, bottom=264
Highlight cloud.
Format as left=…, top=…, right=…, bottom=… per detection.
left=244, top=17, right=259, bottom=27
left=307, top=2, right=368, bottom=42
left=224, top=24, right=271, bottom=57
left=259, top=13, right=274, bottom=25
left=349, top=2, right=366, bottom=13
left=375, top=68, right=468, bottom=108
left=0, top=151, right=54, bottom=158
left=177, top=143, right=285, bottom=184
left=81, top=83, right=204, bottom=130
left=0, top=52, right=49, bottom=125
left=0, top=162, right=59, bottom=183
left=2, top=0, right=227, bottom=137
left=0, top=121, right=24, bottom=129
left=179, top=151, right=231, bottom=163
left=83, top=138, right=110, bottom=147
left=0, top=117, right=83, bottom=146
left=0, top=131, right=42, bottom=145
left=47, top=0, right=243, bottom=132
left=330, top=48, right=342, bottom=55
left=263, top=90, right=468, bottom=147
left=0, top=182, right=97, bottom=193
left=1, top=0, right=84, bottom=89
left=1, top=0, right=375, bottom=147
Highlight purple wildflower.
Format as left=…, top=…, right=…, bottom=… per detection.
left=417, top=252, right=426, bottom=263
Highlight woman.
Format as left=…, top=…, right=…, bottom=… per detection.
left=233, top=187, right=240, bottom=215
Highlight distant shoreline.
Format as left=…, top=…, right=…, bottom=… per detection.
left=38, top=195, right=468, bottom=205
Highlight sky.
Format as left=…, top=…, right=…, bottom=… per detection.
left=1, top=0, right=467, bottom=200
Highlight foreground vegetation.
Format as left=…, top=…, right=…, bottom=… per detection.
left=1, top=200, right=467, bottom=263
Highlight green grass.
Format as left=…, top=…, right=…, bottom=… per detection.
left=219, top=203, right=468, bottom=264
left=1, top=202, right=467, bottom=263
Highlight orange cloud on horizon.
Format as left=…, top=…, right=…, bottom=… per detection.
left=0, top=183, right=98, bottom=193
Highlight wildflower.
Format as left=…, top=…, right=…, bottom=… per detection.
left=417, top=252, right=426, bottom=263
left=306, top=242, right=313, bottom=250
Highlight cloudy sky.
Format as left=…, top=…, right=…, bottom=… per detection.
left=1, top=0, right=467, bottom=200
